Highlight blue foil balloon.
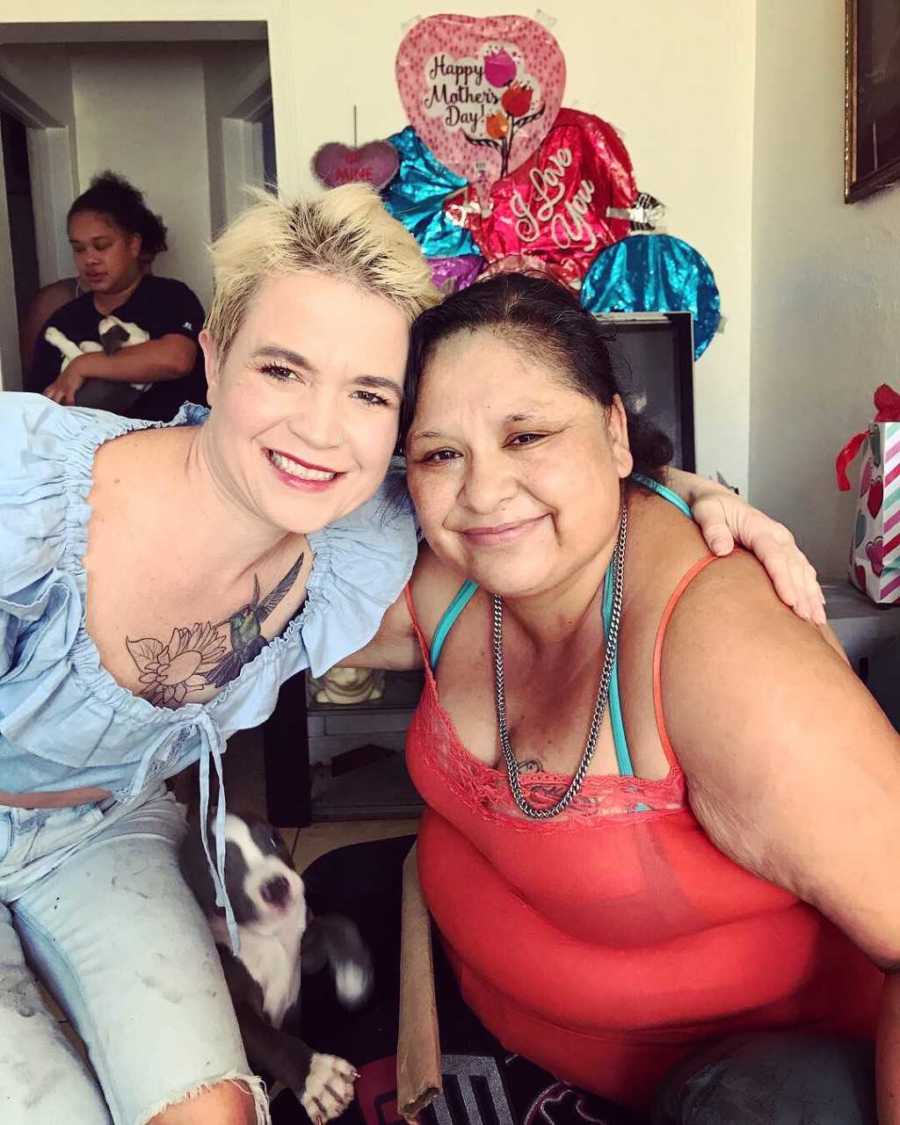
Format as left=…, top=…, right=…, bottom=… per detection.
left=580, top=235, right=721, bottom=359
left=382, top=127, right=478, bottom=258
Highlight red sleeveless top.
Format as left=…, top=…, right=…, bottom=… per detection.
left=404, top=560, right=881, bottom=1110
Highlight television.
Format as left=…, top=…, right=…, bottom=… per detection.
left=596, top=311, right=696, bottom=473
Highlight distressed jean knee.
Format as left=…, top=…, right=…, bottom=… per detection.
left=138, top=1071, right=270, bottom=1125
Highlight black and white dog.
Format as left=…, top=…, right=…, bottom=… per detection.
left=180, top=811, right=372, bottom=1122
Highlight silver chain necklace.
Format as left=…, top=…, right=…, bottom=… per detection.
left=492, top=505, right=628, bottom=819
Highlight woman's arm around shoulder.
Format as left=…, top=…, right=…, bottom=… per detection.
left=666, top=467, right=825, bottom=624
left=337, top=545, right=464, bottom=671
left=660, top=550, right=900, bottom=1122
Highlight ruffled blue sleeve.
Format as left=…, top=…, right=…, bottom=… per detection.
left=300, top=464, right=418, bottom=676
left=0, top=395, right=122, bottom=683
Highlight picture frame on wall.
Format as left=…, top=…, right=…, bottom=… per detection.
left=845, top=0, right=900, bottom=202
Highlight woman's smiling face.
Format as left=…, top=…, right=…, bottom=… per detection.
left=200, top=270, right=409, bottom=535
left=405, top=329, right=633, bottom=598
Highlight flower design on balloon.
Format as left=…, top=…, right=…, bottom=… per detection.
left=485, top=112, right=510, bottom=140
left=484, top=48, right=517, bottom=88
left=468, top=44, right=545, bottom=177
left=500, top=82, right=534, bottom=117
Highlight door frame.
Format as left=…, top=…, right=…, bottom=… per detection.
left=0, top=77, right=75, bottom=388
left=221, top=73, right=272, bottom=226
left=0, top=1, right=304, bottom=390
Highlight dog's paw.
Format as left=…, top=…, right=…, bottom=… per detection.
left=300, top=1053, right=359, bottom=1124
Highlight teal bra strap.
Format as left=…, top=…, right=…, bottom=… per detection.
left=602, top=566, right=635, bottom=778
left=430, top=579, right=479, bottom=669
left=430, top=571, right=638, bottom=778
left=631, top=471, right=692, bottom=519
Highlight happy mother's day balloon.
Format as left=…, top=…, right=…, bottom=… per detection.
left=396, top=13, right=566, bottom=198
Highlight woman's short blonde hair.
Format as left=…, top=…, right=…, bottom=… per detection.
left=205, top=184, right=440, bottom=359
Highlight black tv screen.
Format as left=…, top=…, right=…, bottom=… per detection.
left=597, top=312, right=696, bottom=473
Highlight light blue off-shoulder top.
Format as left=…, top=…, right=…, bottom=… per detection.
left=0, top=394, right=418, bottom=946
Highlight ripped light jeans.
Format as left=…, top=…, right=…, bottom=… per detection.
left=0, top=786, right=268, bottom=1125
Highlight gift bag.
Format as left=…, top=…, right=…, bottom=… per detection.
left=835, top=384, right=900, bottom=604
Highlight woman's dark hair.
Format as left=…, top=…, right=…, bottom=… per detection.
left=68, top=171, right=168, bottom=259
left=402, top=272, right=672, bottom=480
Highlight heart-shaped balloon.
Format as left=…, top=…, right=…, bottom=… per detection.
left=445, top=109, right=636, bottom=290
left=382, top=127, right=478, bottom=258
left=396, top=13, right=565, bottom=195
left=428, top=254, right=485, bottom=295
left=312, top=141, right=400, bottom=190
left=581, top=234, right=722, bottom=359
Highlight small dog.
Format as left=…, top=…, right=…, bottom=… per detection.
left=180, top=811, right=373, bottom=1122
left=45, top=316, right=152, bottom=392
left=45, top=315, right=150, bottom=369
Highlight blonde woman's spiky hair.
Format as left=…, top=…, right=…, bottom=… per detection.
left=205, top=184, right=440, bottom=359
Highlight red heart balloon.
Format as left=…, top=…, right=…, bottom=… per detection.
left=853, top=563, right=868, bottom=594
left=867, top=476, right=884, bottom=519
left=312, top=141, right=400, bottom=190
left=444, top=109, right=636, bottom=289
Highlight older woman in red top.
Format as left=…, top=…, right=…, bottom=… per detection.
left=346, top=274, right=900, bottom=1124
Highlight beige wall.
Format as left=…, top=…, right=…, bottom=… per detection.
left=0, top=43, right=74, bottom=126
left=750, top=0, right=900, bottom=574
left=70, top=44, right=214, bottom=308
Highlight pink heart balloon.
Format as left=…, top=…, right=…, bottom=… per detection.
left=312, top=141, right=400, bottom=191
left=396, top=14, right=565, bottom=195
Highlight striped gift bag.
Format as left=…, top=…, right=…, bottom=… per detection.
left=836, top=385, right=900, bottom=604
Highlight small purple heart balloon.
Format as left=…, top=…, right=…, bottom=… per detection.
left=312, top=141, right=400, bottom=190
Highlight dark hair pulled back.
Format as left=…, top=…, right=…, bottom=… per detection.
left=402, top=272, right=672, bottom=480
left=68, top=171, right=168, bottom=259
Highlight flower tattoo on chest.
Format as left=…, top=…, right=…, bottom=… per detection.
left=125, top=553, right=304, bottom=708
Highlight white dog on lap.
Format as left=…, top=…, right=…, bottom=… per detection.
left=45, top=316, right=151, bottom=391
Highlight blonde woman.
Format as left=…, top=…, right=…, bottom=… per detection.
left=0, top=186, right=821, bottom=1125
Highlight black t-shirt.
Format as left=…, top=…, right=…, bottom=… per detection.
left=29, top=275, right=208, bottom=421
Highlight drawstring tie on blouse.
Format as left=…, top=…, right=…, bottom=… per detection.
left=196, top=713, right=240, bottom=954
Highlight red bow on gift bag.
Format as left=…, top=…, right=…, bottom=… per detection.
left=835, top=384, right=900, bottom=490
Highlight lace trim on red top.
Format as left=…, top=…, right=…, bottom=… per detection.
left=404, top=555, right=719, bottom=828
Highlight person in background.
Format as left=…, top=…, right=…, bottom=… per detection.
left=29, top=171, right=206, bottom=421
left=19, top=247, right=156, bottom=381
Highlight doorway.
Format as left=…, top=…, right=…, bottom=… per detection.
left=0, top=20, right=277, bottom=391
left=1, top=111, right=39, bottom=323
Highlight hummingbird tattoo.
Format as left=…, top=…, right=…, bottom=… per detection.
left=207, top=553, right=305, bottom=687
left=125, top=553, right=305, bottom=708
